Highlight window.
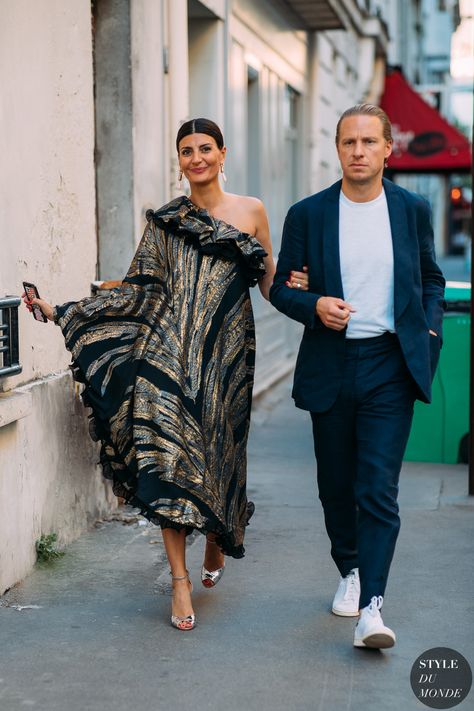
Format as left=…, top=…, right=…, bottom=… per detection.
left=247, top=66, right=261, bottom=197
left=283, top=85, right=300, bottom=205
left=0, top=297, right=22, bottom=378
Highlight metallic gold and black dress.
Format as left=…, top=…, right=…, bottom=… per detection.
left=54, top=196, right=266, bottom=558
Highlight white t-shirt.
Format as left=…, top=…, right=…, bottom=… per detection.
left=339, top=188, right=395, bottom=339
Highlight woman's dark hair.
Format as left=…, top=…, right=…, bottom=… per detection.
left=176, top=118, right=224, bottom=151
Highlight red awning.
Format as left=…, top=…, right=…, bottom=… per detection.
left=380, top=69, right=472, bottom=173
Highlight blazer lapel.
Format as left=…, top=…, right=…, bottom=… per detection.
left=383, top=178, right=412, bottom=319
left=322, top=181, right=344, bottom=299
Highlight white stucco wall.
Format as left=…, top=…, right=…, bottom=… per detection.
left=0, top=0, right=97, bottom=382
left=131, top=0, right=169, bottom=237
left=0, top=1, right=116, bottom=594
left=0, top=376, right=116, bottom=595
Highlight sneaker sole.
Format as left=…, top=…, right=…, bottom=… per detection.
left=354, top=633, right=396, bottom=649
left=332, top=607, right=360, bottom=617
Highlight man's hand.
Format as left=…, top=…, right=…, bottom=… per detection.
left=316, top=296, right=355, bottom=331
left=429, top=329, right=437, bottom=336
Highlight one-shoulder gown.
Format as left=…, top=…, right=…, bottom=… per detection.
left=54, top=196, right=266, bottom=558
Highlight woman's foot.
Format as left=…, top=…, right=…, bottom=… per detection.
left=170, top=573, right=195, bottom=630
left=201, top=537, right=225, bottom=588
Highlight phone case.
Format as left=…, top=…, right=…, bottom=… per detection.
left=23, top=282, right=48, bottom=323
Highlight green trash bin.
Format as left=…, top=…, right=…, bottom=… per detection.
left=404, top=280, right=470, bottom=464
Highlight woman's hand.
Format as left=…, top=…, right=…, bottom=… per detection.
left=21, top=292, right=55, bottom=321
left=286, top=266, right=309, bottom=291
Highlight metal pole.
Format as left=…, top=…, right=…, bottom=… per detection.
left=469, top=112, right=474, bottom=495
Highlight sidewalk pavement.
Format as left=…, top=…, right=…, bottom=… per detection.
left=1, top=378, right=473, bottom=711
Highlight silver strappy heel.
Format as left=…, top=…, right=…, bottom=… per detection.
left=201, top=539, right=225, bottom=588
left=170, top=573, right=195, bottom=631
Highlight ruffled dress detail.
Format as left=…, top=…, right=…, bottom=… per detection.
left=54, top=196, right=266, bottom=558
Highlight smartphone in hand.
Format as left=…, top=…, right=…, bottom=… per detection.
left=23, top=282, right=48, bottom=323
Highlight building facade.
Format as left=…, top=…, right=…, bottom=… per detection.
left=383, top=0, right=463, bottom=256
left=450, top=0, right=474, bottom=137
left=0, top=0, right=407, bottom=594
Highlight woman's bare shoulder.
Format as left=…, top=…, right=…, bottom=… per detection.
left=226, top=193, right=265, bottom=212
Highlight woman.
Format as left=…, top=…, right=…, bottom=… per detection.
left=24, top=118, right=308, bottom=631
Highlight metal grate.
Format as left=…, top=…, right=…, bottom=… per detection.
left=0, top=297, right=22, bottom=378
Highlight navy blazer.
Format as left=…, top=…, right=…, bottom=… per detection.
left=269, top=178, right=446, bottom=412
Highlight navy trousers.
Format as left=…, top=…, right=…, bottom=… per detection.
left=310, top=332, right=416, bottom=608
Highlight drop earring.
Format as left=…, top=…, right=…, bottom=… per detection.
left=177, top=170, right=183, bottom=190
left=220, top=163, right=227, bottom=183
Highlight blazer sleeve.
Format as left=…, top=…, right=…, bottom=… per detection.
left=269, top=206, right=323, bottom=329
left=416, top=198, right=446, bottom=338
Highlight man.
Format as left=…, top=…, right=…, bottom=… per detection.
left=270, top=104, right=445, bottom=649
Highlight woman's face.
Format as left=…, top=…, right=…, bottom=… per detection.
left=178, top=133, right=226, bottom=187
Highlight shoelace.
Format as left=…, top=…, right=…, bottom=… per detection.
left=343, top=571, right=359, bottom=602
left=366, top=595, right=383, bottom=616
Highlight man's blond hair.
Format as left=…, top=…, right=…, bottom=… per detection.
left=335, top=104, right=392, bottom=144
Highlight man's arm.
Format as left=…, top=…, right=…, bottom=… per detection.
left=269, top=207, right=322, bottom=329
left=417, top=198, right=446, bottom=338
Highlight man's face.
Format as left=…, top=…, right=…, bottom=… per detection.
left=336, top=115, right=392, bottom=185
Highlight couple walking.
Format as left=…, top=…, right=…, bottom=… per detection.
left=25, top=105, right=445, bottom=649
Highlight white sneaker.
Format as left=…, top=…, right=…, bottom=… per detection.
left=353, top=596, right=396, bottom=649
left=332, top=568, right=360, bottom=617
